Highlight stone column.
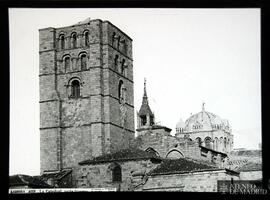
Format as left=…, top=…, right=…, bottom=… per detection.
left=78, top=34, right=82, bottom=47
left=65, top=37, right=69, bottom=49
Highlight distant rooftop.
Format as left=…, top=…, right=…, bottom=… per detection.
left=236, top=162, right=262, bottom=172
left=229, top=149, right=261, bottom=157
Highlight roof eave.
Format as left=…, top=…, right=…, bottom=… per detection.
left=79, top=156, right=161, bottom=165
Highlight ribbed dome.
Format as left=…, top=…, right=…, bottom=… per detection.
left=183, top=110, right=231, bottom=133
left=176, top=118, right=185, bottom=128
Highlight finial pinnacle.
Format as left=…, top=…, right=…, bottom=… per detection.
left=142, top=78, right=149, bottom=105
left=143, top=78, right=147, bottom=97
left=202, top=101, right=205, bottom=111
left=144, top=78, right=146, bottom=88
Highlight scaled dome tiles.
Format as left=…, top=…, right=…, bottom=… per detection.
left=177, top=110, right=231, bottom=133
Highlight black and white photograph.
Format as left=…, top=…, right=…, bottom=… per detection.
left=8, top=7, right=266, bottom=194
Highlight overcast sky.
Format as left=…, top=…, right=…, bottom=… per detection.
left=9, top=8, right=261, bottom=176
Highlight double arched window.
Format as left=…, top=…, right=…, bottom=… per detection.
left=122, top=39, right=127, bottom=53
left=196, top=137, right=202, bottom=145
left=59, top=34, right=65, bottom=50
left=118, top=80, right=124, bottom=102
left=224, top=137, right=227, bottom=149
left=214, top=137, right=219, bottom=151
left=205, top=137, right=212, bottom=149
left=80, top=54, right=87, bottom=70
left=114, top=55, right=119, bottom=68
left=112, top=32, right=116, bottom=46
left=84, top=31, right=89, bottom=46
left=121, top=59, right=125, bottom=75
left=71, top=33, right=77, bottom=48
left=64, top=56, right=71, bottom=72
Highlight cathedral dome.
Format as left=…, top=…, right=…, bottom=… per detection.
left=176, top=118, right=185, bottom=128
left=183, top=104, right=231, bottom=133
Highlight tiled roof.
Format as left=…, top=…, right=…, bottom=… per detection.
left=79, top=148, right=162, bottom=165
left=236, top=162, right=262, bottom=172
left=138, top=103, right=154, bottom=116
left=230, top=149, right=261, bottom=157
left=9, top=174, right=52, bottom=188
left=149, top=158, right=219, bottom=176
left=39, top=169, right=72, bottom=181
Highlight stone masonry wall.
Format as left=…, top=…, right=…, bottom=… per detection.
left=40, top=128, right=59, bottom=172
left=138, top=170, right=240, bottom=192
left=77, top=159, right=157, bottom=191
left=62, top=126, right=92, bottom=169
left=135, top=131, right=202, bottom=159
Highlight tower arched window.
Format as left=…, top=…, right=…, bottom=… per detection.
left=59, top=35, right=65, bottom=50
left=72, top=33, right=77, bottom=48
left=215, top=137, right=219, bottom=151
left=117, top=36, right=121, bottom=49
left=205, top=137, right=212, bottom=149
left=118, top=80, right=124, bottom=102
left=196, top=137, right=202, bottom=145
left=112, top=165, right=122, bottom=182
left=112, top=32, right=116, bottom=46
left=64, top=56, right=70, bottom=72
left=114, top=55, right=119, bottom=70
left=141, top=115, right=147, bottom=126
left=121, top=59, right=125, bottom=75
left=70, top=79, right=80, bottom=99
left=84, top=31, right=89, bottom=46
left=81, top=54, right=87, bottom=70
left=121, top=39, right=127, bottom=54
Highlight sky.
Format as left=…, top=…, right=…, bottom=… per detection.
left=9, top=8, right=261, bottom=176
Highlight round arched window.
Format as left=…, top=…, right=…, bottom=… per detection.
left=59, top=35, right=65, bottom=50
left=80, top=54, right=87, bottom=70
left=72, top=33, right=77, bottom=48
left=70, top=80, right=80, bottom=99
left=112, top=165, right=122, bottom=182
left=84, top=31, right=89, bottom=46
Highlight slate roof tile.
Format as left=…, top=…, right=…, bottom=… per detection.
left=79, top=148, right=161, bottom=165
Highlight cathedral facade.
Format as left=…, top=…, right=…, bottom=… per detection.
left=35, top=18, right=262, bottom=191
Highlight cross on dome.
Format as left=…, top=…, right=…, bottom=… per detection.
left=202, top=101, right=205, bottom=111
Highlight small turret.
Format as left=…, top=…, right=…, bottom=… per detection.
left=137, top=78, right=155, bottom=128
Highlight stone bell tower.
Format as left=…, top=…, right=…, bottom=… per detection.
left=136, top=79, right=155, bottom=135
left=39, top=18, right=134, bottom=174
